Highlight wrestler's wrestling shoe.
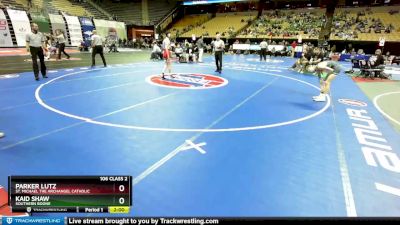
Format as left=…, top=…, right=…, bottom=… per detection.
left=313, top=94, right=327, bottom=102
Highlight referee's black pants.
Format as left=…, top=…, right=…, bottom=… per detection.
left=30, top=46, right=47, bottom=79
left=260, top=48, right=267, bottom=61
left=215, top=51, right=223, bottom=72
left=92, top=45, right=107, bottom=67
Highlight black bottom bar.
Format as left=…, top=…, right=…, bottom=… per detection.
left=65, top=217, right=400, bottom=225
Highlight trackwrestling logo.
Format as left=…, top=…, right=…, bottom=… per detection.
left=147, top=73, right=228, bottom=89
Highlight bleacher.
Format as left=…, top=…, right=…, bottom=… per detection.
left=181, top=12, right=257, bottom=38
left=32, top=0, right=43, bottom=8
left=168, top=14, right=210, bottom=37
left=50, top=0, right=93, bottom=17
left=237, top=8, right=325, bottom=39
left=1, top=0, right=399, bottom=43
left=148, top=0, right=177, bottom=24
left=1, top=0, right=107, bottom=18
left=0, top=0, right=26, bottom=10
left=331, top=6, right=400, bottom=42
left=234, top=6, right=400, bottom=42
left=69, top=0, right=108, bottom=20
left=100, top=0, right=142, bottom=24
left=31, top=0, right=58, bottom=14
left=14, top=0, right=27, bottom=9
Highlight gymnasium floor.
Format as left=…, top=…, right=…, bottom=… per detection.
left=0, top=52, right=400, bottom=217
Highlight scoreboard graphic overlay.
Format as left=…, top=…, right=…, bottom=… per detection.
left=8, top=176, right=132, bottom=213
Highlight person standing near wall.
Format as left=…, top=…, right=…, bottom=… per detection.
left=55, top=29, right=70, bottom=60
left=196, top=36, right=205, bottom=63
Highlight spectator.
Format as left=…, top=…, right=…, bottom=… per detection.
left=367, top=49, right=385, bottom=78
left=196, top=36, right=205, bottom=63
left=330, top=45, right=336, bottom=54
left=79, top=40, right=87, bottom=52
left=185, top=43, right=197, bottom=63
left=291, top=41, right=297, bottom=57
left=384, top=51, right=392, bottom=65
left=270, top=47, right=276, bottom=57
left=151, top=42, right=162, bottom=60
left=175, top=44, right=184, bottom=62
left=44, top=37, right=57, bottom=59
left=369, top=49, right=384, bottom=67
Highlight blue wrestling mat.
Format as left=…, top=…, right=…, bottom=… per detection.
left=0, top=55, right=399, bottom=217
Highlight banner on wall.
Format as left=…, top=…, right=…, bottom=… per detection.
left=115, top=22, right=127, bottom=40
left=94, top=19, right=127, bottom=41
left=6, top=9, right=31, bottom=47
left=64, top=15, right=83, bottom=46
left=0, top=10, right=13, bottom=47
left=93, top=19, right=109, bottom=38
left=49, top=14, right=69, bottom=45
left=30, top=12, right=50, bottom=33
left=79, top=17, right=95, bottom=46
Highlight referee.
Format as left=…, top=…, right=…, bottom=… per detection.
left=26, top=23, right=47, bottom=81
left=91, top=30, right=107, bottom=68
left=259, top=39, right=267, bottom=61
left=213, top=33, right=225, bottom=74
